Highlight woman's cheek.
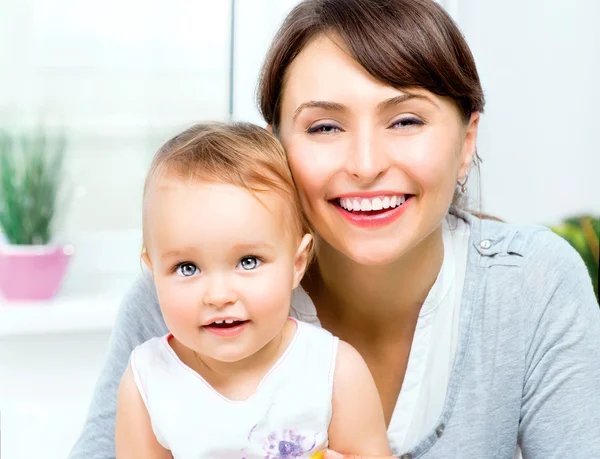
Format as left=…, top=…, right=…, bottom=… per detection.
left=287, top=138, right=345, bottom=187
left=287, top=158, right=324, bottom=212
left=399, top=136, right=459, bottom=193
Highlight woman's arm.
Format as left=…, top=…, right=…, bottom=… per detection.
left=519, top=231, right=600, bottom=457
left=68, top=272, right=168, bottom=459
left=115, top=365, right=172, bottom=459
left=328, top=340, right=392, bottom=457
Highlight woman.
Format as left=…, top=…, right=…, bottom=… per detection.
left=70, top=1, right=600, bottom=458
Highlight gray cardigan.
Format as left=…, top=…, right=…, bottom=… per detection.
left=69, top=213, right=600, bottom=458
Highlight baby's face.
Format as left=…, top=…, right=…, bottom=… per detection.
left=143, top=178, right=307, bottom=363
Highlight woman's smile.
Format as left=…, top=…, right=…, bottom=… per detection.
left=330, top=193, right=415, bottom=229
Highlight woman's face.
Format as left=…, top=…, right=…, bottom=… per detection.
left=277, top=35, right=479, bottom=265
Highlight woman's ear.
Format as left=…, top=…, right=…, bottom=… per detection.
left=459, top=111, right=480, bottom=179
left=266, top=124, right=273, bottom=134
left=292, top=233, right=313, bottom=289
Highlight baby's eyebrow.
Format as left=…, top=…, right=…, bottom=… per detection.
left=160, top=247, right=198, bottom=261
left=231, top=242, right=276, bottom=253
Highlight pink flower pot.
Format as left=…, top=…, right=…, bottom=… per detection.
left=0, top=244, right=74, bottom=301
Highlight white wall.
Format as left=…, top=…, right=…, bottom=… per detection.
left=1, top=333, right=113, bottom=459
left=232, top=0, right=301, bottom=124
left=0, top=0, right=231, bottom=233
left=445, top=0, right=599, bottom=225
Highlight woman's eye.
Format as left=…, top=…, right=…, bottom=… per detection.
left=307, top=123, right=342, bottom=134
left=237, top=256, right=261, bottom=271
left=176, top=263, right=198, bottom=277
left=390, top=117, right=424, bottom=129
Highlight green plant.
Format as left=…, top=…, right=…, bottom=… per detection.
left=550, top=215, right=599, bottom=303
left=0, top=128, right=66, bottom=245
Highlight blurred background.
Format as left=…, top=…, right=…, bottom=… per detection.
left=0, top=0, right=598, bottom=458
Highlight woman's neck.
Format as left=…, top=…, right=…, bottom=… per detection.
left=304, top=224, right=445, bottom=339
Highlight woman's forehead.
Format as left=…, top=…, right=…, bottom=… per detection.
left=280, top=36, right=450, bottom=118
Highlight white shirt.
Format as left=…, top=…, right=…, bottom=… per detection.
left=131, top=319, right=338, bottom=458
left=290, top=216, right=470, bottom=455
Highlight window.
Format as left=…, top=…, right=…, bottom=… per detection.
left=0, top=0, right=232, bottom=232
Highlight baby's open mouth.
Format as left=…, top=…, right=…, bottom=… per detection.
left=205, top=320, right=249, bottom=329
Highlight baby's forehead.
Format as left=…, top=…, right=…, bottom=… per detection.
left=146, top=175, right=303, bottom=237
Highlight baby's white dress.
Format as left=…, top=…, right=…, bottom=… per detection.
left=130, top=318, right=339, bottom=458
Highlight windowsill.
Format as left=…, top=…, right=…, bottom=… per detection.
left=0, top=276, right=129, bottom=337
left=0, top=295, right=119, bottom=337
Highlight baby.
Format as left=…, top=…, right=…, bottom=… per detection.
left=115, top=122, right=390, bottom=458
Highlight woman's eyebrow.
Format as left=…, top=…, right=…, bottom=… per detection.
left=292, top=94, right=439, bottom=124
left=292, top=100, right=347, bottom=123
left=377, top=93, right=439, bottom=112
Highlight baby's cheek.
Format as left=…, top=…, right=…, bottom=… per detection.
left=249, top=269, right=294, bottom=315
left=158, top=286, right=198, bottom=330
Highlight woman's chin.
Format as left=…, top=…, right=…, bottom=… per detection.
left=339, top=240, right=412, bottom=267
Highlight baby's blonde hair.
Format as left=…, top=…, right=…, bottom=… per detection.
left=143, top=121, right=313, bottom=261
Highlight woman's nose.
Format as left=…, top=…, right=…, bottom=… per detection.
left=346, top=129, right=389, bottom=184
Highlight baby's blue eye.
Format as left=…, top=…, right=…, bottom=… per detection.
left=238, top=256, right=261, bottom=270
left=176, top=263, right=198, bottom=277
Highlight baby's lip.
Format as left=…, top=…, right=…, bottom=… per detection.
left=203, top=317, right=248, bottom=326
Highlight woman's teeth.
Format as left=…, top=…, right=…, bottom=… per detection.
left=338, top=195, right=406, bottom=212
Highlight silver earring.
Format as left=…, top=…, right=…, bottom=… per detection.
left=457, top=173, right=469, bottom=193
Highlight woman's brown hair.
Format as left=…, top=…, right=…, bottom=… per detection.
left=258, top=0, right=485, bottom=132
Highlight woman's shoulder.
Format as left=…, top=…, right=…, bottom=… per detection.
left=117, top=269, right=168, bottom=340
left=465, top=211, right=581, bottom=270
left=466, top=212, right=596, bottom=314
left=463, top=213, right=599, bottom=364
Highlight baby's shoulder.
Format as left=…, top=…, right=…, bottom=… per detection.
left=130, top=334, right=172, bottom=372
left=294, top=319, right=337, bottom=352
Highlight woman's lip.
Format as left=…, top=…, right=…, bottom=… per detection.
left=203, top=321, right=249, bottom=337
left=332, top=191, right=411, bottom=199
left=332, top=195, right=412, bottom=228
